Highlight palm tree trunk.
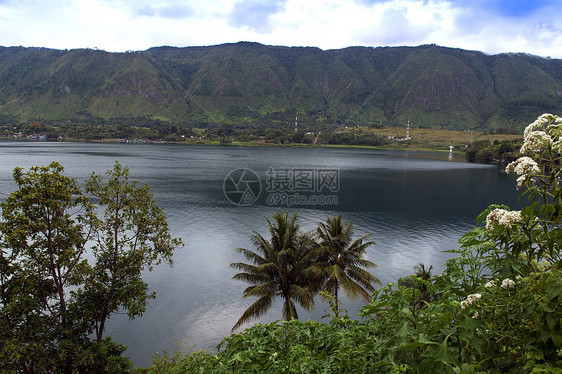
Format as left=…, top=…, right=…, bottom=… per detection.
left=284, top=298, right=297, bottom=320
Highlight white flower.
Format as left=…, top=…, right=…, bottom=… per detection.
left=468, top=293, right=481, bottom=301
left=524, top=119, right=546, bottom=139
left=506, top=157, right=539, bottom=189
left=486, top=208, right=522, bottom=230
left=505, top=157, right=540, bottom=176
left=486, top=209, right=502, bottom=230
left=537, top=113, right=555, bottom=123
left=501, top=278, right=516, bottom=289
left=499, top=211, right=522, bottom=228
left=515, top=175, right=527, bottom=189
left=472, top=311, right=480, bottom=319
left=461, top=294, right=482, bottom=310
left=520, top=131, right=553, bottom=153
left=485, top=280, right=496, bottom=289
left=523, top=114, right=562, bottom=139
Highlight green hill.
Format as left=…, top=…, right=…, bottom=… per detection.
left=0, top=43, right=561, bottom=131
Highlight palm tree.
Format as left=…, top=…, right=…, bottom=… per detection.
left=230, top=211, right=317, bottom=331
left=400, top=263, right=433, bottom=287
left=414, top=263, right=433, bottom=281
left=315, top=215, right=381, bottom=315
left=399, top=263, right=435, bottom=309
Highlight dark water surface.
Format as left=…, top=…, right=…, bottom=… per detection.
left=0, top=142, right=522, bottom=367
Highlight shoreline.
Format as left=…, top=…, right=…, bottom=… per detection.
left=0, top=137, right=463, bottom=154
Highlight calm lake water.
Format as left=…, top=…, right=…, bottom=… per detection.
left=0, top=142, right=522, bottom=367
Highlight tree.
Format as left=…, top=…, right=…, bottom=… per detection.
left=399, top=263, right=433, bottom=288
left=315, top=215, right=380, bottom=316
left=79, top=162, right=182, bottom=343
left=230, top=211, right=317, bottom=330
left=0, top=161, right=181, bottom=373
left=0, top=162, right=96, bottom=373
left=398, top=263, right=436, bottom=314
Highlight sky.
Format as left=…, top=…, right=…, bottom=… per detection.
left=0, top=0, right=561, bottom=58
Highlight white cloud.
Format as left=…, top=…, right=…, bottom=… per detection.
left=0, top=0, right=561, bottom=57
left=354, top=7, right=438, bottom=46
left=228, top=0, right=286, bottom=32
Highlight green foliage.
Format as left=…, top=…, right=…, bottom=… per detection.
left=465, top=139, right=522, bottom=164
left=146, top=318, right=385, bottom=374
left=0, top=162, right=181, bottom=373
left=323, top=131, right=390, bottom=146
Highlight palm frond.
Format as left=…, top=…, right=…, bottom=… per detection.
left=346, top=265, right=381, bottom=287
left=235, top=246, right=268, bottom=264
left=230, top=262, right=261, bottom=273
left=288, top=284, right=314, bottom=311
left=324, top=264, right=344, bottom=280
left=413, top=263, right=433, bottom=280
left=339, top=273, right=371, bottom=301
left=232, top=272, right=271, bottom=285
left=232, top=294, right=274, bottom=331
left=353, top=258, right=376, bottom=268
left=242, top=281, right=276, bottom=298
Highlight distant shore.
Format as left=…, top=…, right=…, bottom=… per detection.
left=0, top=126, right=522, bottom=160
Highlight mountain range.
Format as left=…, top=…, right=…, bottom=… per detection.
left=0, top=42, right=561, bottom=131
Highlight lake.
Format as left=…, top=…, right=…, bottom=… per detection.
left=0, top=142, right=522, bottom=367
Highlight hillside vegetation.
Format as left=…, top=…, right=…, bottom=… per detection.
left=0, top=43, right=561, bottom=131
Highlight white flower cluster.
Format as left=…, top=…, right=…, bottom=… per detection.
left=521, top=131, right=552, bottom=153
left=485, top=208, right=522, bottom=231
left=521, top=113, right=562, bottom=154
left=501, top=278, right=516, bottom=289
left=523, top=114, right=551, bottom=138
left=505, top=156, right=540, bottom=188
left=485, top=278, right=516, bottom=289
left=461, top=293, right=481, bottom=310
left=484, top=280, right=496, bottom=289
left=505, top=156, right=540, bottom=175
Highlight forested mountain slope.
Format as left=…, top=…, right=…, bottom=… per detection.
left=0, top=43, right=560, bottom=130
